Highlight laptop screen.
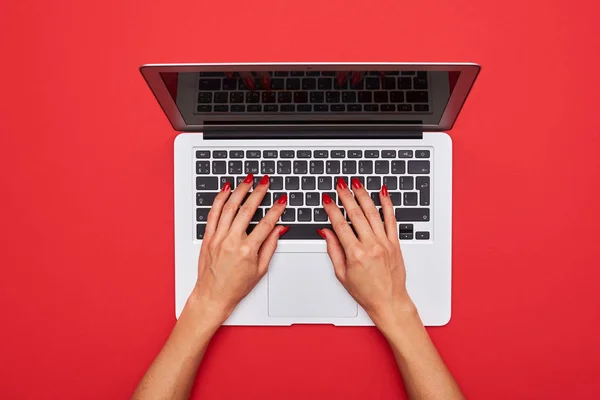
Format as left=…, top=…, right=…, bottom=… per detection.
left=144, top=64, right=479, bottom=130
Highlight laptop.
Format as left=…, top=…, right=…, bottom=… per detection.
left=140, top=63, right=479, bottom=326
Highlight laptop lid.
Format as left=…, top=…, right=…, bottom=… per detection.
left=140, top=63, right=479, bottom=132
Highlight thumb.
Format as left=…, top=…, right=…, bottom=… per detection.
left=257, top=225, right=287, bottom=275
left=319, top=228, right=347, bottom=282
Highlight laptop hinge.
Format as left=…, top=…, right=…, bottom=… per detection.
left=203, top=128, right=423, bottom=140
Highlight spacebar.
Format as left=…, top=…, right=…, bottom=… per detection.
left=246, top=224, right=333, bottom=239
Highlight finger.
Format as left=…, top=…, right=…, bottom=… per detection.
left=248, top=193, right=288, bottom=245
left=257, top=225, right=288, bottom=275
left=380, top=185, right=399, bottom=243
left=215, top=173, right=254, bottom=237
left=230, top=174, right=270, bottom=234
left=321, top=189, right=359, bottom=249
left=336, top=178, right=374, bottom=241
left=351, top=178, right=387, bottom=237
left=203, top=181, right=232, bottom=241
left=319, top=228, right=347, bottom=282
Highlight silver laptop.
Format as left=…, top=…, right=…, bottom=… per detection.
left=140, top=63, right=479, bottom=326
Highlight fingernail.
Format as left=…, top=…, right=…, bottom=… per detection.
left=381, top=184, right=388, bottom=197
left=317, top=228, right=326, bottom=239
left=337, top=177, right=347, bottom=189
left=245, top=77, right=255, bottom=90
left=226, top=72, right=233, bottom=78
left=243, top=173, right=254, bottom=184
left=351, top=72, right=361, bottom=86
left=380, top=71, right=386, bottom=79
left=322, top=193, right=332, bottom=204
left=279, top=226, right=289, bottom=237
left=222, top=181, right=231, bottom=192
left=351, top=177, right=363, bottom=189
left=260, top=174, right=269, bottom=185
left=277, top=194, right=288, bottom=204
left=336, top=72, right=347, bottom=86
left=262, top=76, right=271, bottom=90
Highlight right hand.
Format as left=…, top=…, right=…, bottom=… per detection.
left=320, top=177, right=416, bottom=328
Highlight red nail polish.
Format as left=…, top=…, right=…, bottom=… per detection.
left=380, top=71, right=386, bottom=79
left=279, top=226, right=289, bottom=237
left=245, top=77, right=255, bottom=90
left=226, top=72, right=233, bottom=78
left=277, top=194, right=288, bottom=204
left=322, top=193, right=332, bottom=204
left=381, top=184, right=388, bottom=197
left=243, top=173, right=254, bottom=184
left=317, top=228, right=326, bottom=239
left=336, top=72, right=347, bottom=86
left=351, top=177, right=363, bottom=189
left=262, top=76, right=271, bottom=90
left=337, top=177, right=347, bottom=189
left=260, top=174, right=269, bottom=185
left=222, top=181, right=231, bottom=192
left=351, top=72, right=361, bottom=86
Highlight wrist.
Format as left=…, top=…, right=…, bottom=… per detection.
left=370, top=296, right=420, bottom=337
left=181, top=289, right=231, bottom=334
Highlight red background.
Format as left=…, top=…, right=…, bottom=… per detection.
left=1, top=0, right=600, bottom=398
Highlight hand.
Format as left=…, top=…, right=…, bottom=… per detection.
left=188, top=173, right=288, bottom=325
left=320, top=178, right=416, bottom=329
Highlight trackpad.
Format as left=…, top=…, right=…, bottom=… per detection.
left=268, top=253, right=358, bottom=318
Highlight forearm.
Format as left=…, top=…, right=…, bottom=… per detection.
left=375, top=304, right=464, bottom=400
left=132, top=296, right=223, bottom=400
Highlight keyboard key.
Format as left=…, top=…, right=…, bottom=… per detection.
left=197, top=223, right=207, bottom=239
left=359, top=160, right=373, bottom=174
left=297, top=150, right=312, bottom=158
left=364, top=104, right=378, bottom=111
left=335, top=176, right=349, bottom=189
left=263, top=150, right=278, bottom=158
left=326, top=91, right=340, bottom=103
left=417, top=176, right=430, bottom=206
left=358, top=91, right=373, bottom=103
left=252, top=208, right=263, bottom=222
left=294, top=92, right=308, bottom=103
left=365, top=77, right=380, bottom=90
left=196, top=177, right=218, bottom=191
left=382, top=77, right=396, bottom=89
left=408, top=160, right=430, bottom=174
left=253, top=176, right=261, bottom=188
left=298, top=105, right=312, bottom=112
left=236, top=176, right=246, bottom=187
left=220, top=176, right=235, bottom=190
left=198, top=79, right=220, bottom=90
left=293, top=161, right=308, bottom=174
left=351, top=176, right=365, bottom=187
left=399, top=224, right=413, bottom=232
left=322, top=71, right=336, bottom=76
left=231, top=105, right=245, bottom=112
left=229, top=160, right=242, bottom=174
left=245, top=161, right=259, bottom=174
left=334, top=79, right=348, bottom=90
left=275, top=71, right=289, bottom=77
left=390, top=91, right=405, bottom=102
left=396, top=208, right=430, bottom=222
left=281, top=208, right=296, bottom=222
left=277, top=161, right=291, bottom=174
left=314, top=104, right=329, bottom=112
left=278, top=92, right=292, bottom=103
left=289, top=192, right=303, bottom=206
left=383, top=176, right=397, bottom=190
left=197, top=105, right=212, bottom=112
left=230, top=150, right=244, bottom=158
left=398, top=77, right=412, bottom=89
left=280, top=150, right=295, bottom=158
left=382, top=150, right=396, bottom=158
left=306, top=192, right=319, bottom=206
left=389, top=192, right=401, bottom=206
left=310, top=91, right=325, bottom=104
left=413, top=77, right=428, bottom=89
left=281, top=105, right=295, bottom=112
left=269, top=176, right=284, bottom=190
left=406, top=91, right=429, bottom=103
left=196, top=150, right=210, bottom=159
left=414, top=105, right=429, bottom=112
left=285, top=176, right=299, bottom=190
left=302, top=78, right=317, bottom=90
left=400, top=232, right=414, bottom=240
left=342, top=160, right=356, bottom=174
left=402, top=71, right=416, bottom=76
left=365, top=150, right=379, bottom=158
left=213, top=150, right=227, bottom=158
left=247, top=105, right=262, bottom=112
left=371, top=192, right=381, bottom=206
left=416, top=150, right=430, bottom=158
left=310, top=160, right=324, bottom=174
left=230, top=92, right=244, bottom=103
left=342, top=92, right=356, bottom=103
left=273, top=192, right=286, bottom=203
left=262, top=92, right=276, bottom=103
left=302, top=176, right=316, bottom=190
left=366, top=176, right=381, bottom=190
left=317, top=78, right=332, bottom=90
left=261, top=161, right=275, bottom=174
left=314, top=150, right=328, bottom=158
left=404, top=192, right=418, bottom=206
left=398, top=150, right=413, bottom=158
left=331, top=104, right=345, bottom=112
left=375, top=160, right=389, bottom=174
left=347, top=104, right=362, bottom=111
left=271, top=78, right=285, bottom=90
left=212, top=161, right=226, bottom=174
left=318, top=176, right=332, bottom=190
left=382, top=104, right=396, bottom=112
left=196, top=192, right=218, bottom=206
left=298, top=208, right=312, bottom=222
left=213, top=105, right=227, bottom=112
left=197, top=92, right=212, bottom=103
left=239, top=79, right=258, bottom=90
left=245, top=92, right=260, bottom=103
left=287, top=78, right=301, bottom=90
left=332, top=150, right=346, bottom=158
left=326, top=160, right=340, bottom=174
left=196, top=161, right=210, bottom=174
left=391, top=161, right=405, bottom=174
left=314, top=208, right=328, bottom=222
left=399, top=176, right=414, bottom=190
left=349, top=150, right=362, bottom=158
left=373, top=91, right=388, bottom=103
left=264, top=105, right=279, bottom=112
left=246, top=150, right=261, bottom=158
left=416, top=231, right=430, bottom=240
left=323, top=192, right=337, bottom=205
left=398, top=104, right=413, bottom=112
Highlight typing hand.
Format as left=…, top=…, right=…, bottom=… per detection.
left=320, top=178, right=415, bottom=328
left=190, top=173, right=289, bottom=325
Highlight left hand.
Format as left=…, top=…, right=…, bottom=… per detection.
left=187, top=174, right=288, bottom=325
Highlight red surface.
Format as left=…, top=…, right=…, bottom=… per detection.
left=1, top=0, right=600, bottom=398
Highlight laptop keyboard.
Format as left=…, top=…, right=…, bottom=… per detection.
left=195, top=148, right=432, bottom=241
left=196, top=71, right=431, bottom=114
